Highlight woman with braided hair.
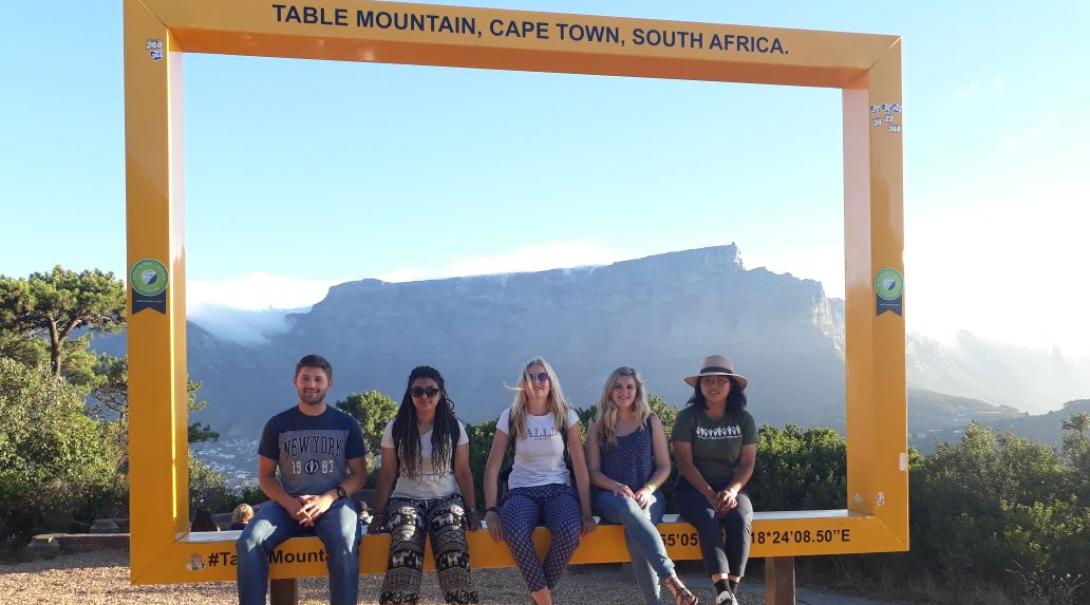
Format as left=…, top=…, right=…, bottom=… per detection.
left=369, top=366, right=480, bottom=605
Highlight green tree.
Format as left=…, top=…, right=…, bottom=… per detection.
left=909, top=423, right=1081, bottom=584
left=84, top=354, right=219, bottom=510
left=0, top=330, right=100, bottom=390
left=335, top=390, right=399, bottom=454
left=573, top=404, right=594, bottom=439
left=87, top=354, right=219, bottom=445
left=188, top=450, right=236, bottom=516
left=184, top=377, right=219, bottom=443
left=750, top=424, right=846, bottom=511
left=1062, top=412, right=1090, bottom=502
left=1062, top=411, right=1090, bottom=436
left=647, top=394, right=680, bottom=439
left=86, top=353, right=128, bottom=421
left=0, top=358, right=121, bottom=543
left=0, top=267, right=125, bottom=380
left=0, top=329, right=47, bottom=370
left=465, top=420, right=501, bottom=507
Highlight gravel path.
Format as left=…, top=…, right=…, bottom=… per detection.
left=0, top=549, right=913, bottom=604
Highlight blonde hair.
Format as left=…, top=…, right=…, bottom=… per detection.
left=509, top=357, right=570, bottom=440
left=231, top=503, right=254, bottom=525
left=595, top=367, right=651, bottom=447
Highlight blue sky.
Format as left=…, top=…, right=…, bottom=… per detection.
left=1, top=1, right=1088, bottom=355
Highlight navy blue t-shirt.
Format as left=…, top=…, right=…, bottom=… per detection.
left=258, top=406, right=366, bottom=497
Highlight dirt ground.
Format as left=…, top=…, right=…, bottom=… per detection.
left=0, top=549, right=914, bottom=604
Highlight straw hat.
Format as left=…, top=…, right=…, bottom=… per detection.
left=683, top=355, right=749, bottom=391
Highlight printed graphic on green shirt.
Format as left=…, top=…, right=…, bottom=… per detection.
left=673, top=407, right=757, bottom=485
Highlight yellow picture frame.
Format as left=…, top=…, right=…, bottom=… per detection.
left=124, top=0, right=906, bottom=584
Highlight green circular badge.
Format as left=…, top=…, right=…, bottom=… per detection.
left=130, top=259, right=168, bottom=297
left=874, top=268, right=904, bottom=301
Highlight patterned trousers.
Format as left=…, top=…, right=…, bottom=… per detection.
left=380, top=493, right=479, bottom=605
left=499, top=483, right=582, bottom=593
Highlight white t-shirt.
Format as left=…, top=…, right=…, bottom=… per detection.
left=381, top=419, right=469, bottom=500
left=497, top=406, right=580, bottom=490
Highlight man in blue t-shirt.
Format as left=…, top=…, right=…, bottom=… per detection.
left=236, top=354, right=368, bottom=605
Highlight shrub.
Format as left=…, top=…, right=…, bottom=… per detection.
left=0, top=358, right=120, bottom=545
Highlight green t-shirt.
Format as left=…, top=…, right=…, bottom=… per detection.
left=672, top=406, right=757, bottom=485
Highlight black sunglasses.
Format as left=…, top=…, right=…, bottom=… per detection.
left=527, top=372, right=550, bottom=383
left=410, top=386, right=440, bottom=398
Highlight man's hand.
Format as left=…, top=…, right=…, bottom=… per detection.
left=282, top=497, right=307, bottom=522
left=296, top=493, right=335, bottom=526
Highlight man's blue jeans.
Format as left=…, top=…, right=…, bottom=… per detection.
left=236, top=499, right=361, bottom=605
left=594, top=491, right=673, bottom=605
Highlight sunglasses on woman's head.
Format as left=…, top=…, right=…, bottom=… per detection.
left=527, top=372, right=550, bottom=383
left=411, top=386, right=440, bottom=398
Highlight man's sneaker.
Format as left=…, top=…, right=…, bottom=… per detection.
left=715, top=589, right=738, bottom=605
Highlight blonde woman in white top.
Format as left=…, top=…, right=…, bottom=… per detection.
left=482, top=357, right=596, bottom=605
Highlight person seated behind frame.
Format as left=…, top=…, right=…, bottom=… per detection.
left=191, top=506, right=220, bottom=532
left=230, top=503, right=254, bottom=530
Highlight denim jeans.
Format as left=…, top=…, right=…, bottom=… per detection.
left=236, top=499, right=361, bottom=605
left=594, top=490, right=673, bottom=605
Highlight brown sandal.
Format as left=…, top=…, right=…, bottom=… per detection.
left=663, top=574, right=699, bottom=605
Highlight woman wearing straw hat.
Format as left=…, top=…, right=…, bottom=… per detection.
left=672, top=355, right=756, bottom=605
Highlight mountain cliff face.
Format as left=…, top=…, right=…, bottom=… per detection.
left=187, top=245, right=852, bottom=437
left=985, top=398, right=1090, bottom=446
left=907, top=333, right=1090, bottom=414
left=91, top=244, right=1040, bottom=442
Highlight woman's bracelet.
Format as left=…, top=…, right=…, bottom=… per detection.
left=644, top=481, right=657, bottom=491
